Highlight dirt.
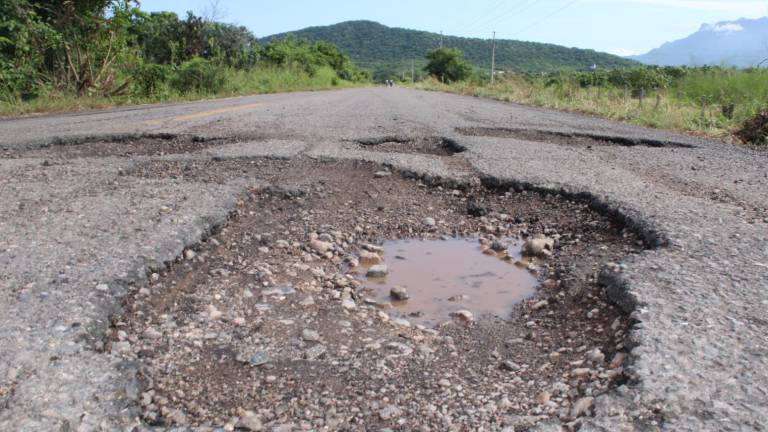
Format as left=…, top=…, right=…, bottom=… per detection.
left=111, top=157, right=645, bottom=430
left=349, top=136, right=466, bottom=156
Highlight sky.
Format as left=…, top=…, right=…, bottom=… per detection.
left=139, top=0, right=768, bottom=56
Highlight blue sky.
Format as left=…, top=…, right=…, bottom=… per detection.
left=139, top=0, right=768, bottom=55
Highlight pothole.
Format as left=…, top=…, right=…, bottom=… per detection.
left=354, top=238, right=538, bottom=326
left=2, top=133, right=232, bottom=159
left=118, top=158, right=646, bottom=430
left=353, top=135, right=466, bottom=156
left=456, top=127, right=694, bottom=148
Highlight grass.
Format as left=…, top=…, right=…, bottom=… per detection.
left=0, top=65, right=366, bottom=117
left=413, top=68, right=768, bottom=142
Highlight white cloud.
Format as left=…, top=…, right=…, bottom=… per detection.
left=593, top=0, right=767, bottom=14
left=705, top=23, right=745, bottom=33
left=609, top=48, right=643, bottom=56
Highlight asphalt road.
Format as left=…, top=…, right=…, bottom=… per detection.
left=1, top=88, right=766, bottom=431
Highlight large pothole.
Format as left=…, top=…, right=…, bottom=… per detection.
left=116, top=158, right=645, bottom=430
left=456, top=127, right=694, bottom=148
left=352, top=135, right=466, bottom=156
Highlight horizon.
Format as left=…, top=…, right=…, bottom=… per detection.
left=139, top=0, right=768, bottom=56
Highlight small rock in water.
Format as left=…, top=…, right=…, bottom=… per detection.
left=448, top=294, right=468, bottom=302
left=359, top=250, right=383, bottom=265
left=522, top=236, right=554, bottom=257
left=390, top=286, right=409, bottom=301
left=367, top=265, right=389, bottom=278
left=490, top=239, right=507, bottom=252
left=450, top=310, right=474, bottom=322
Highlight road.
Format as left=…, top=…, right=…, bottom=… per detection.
left=0, top=88, right=766, bottom=431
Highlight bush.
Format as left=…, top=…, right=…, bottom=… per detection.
left=735, top=109, right=768, bottom=146
left=171, top=57, right=225, bottom=94
left=424, top=48, right=472, bottom=83
left=134, top=63, right=170, bottom=97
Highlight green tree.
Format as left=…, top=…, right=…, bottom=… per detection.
left=424, top=47, right=472, bottom=83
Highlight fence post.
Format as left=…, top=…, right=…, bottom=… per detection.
left=700, top=96, right=706, bottom=117
left=624, top=87, right=629, bottom=102
left=655, top=93, right=662, bottom=110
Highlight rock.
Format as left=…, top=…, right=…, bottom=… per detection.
left=358, top=250, right=383, bottom=265
left=422, top=217, right=436, bottom=227
left=236, top=411, right=263, bottom=431
left=572, top=368, right=591, bottom=377
left=299, top=296, right=315, bottom=307
left=143, top=327, right=162, bottom=340
left=467, top=201, right=489, bottom=217
left=536, top=391, right=551, bottom=405
left=448, top=294, right=467, bottom=302
left=570, top=397, right=594, bottom=418
left=374, top=171, right=392, bottom=178
left=341, top=297, right=356, bottom=310
left=390, top=286, right=409, bottom=301
left=501, top=360, right=521, bottom=371
left=379, top=405, right=402, bottom=420
left=522, top=237, right=555, bottom=257
left=438, top=378, right=451, bottom=388
left=362, top=243, right=384, bottom=253
left=490, top=239, right=507, bottom=252
left=532, top=300, right=549, bottom=310
left=249, top=351, right=269, bottom=366
left=310, top=239, right=333, bottom=254
left=206, top=304, right=222, bottom=320
left=305, top=344, right=327, bottom=360
left=610, top=352, right=627, bottom=369
left=366, top=265, right=389, bottom=278
left=586, top=348, right=605, bottom=364
left=450, top=309, right=474, bottom=322
left=95, top=283, right=109, bottom=292
left=301, top=329, right=320, bottom=342
left=275, top=239, right=290, bottom=249
left=184, top=249, right=196, bottom=260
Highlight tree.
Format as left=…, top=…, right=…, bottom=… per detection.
left=424, top=47, right=472, bottom=83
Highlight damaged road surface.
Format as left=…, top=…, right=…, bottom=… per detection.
left=0, top=88, right=766, bottom=431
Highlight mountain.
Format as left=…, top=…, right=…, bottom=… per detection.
left=262, top=20, right=636, bottom=77
left=630, top=17, right=768, bottom=67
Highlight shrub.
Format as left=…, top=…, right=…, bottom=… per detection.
left=134, top=63, right=170, bottom=97
left=424, top=48, right=472, bottom=83
left=735, top=109, right=768, bottom=146
left=171, top=57, right=225, bottom=94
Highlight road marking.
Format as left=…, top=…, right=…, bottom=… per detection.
left=143, top=102, right=261, bottom=125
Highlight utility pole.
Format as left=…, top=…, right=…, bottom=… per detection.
left=490, top=31, right=496, bottom=85
left=440, top=31, right=444, bottom=48
left=411, top=60, right=415, bottom=84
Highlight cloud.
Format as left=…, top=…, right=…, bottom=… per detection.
left=705, top=23, right=745, bottom=33
left=609, top=48, right=643, bottom=56
left=594, top=0, right=767, bottom=14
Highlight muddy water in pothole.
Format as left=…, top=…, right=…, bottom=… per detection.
left=356, top=238, right=538, bottom=325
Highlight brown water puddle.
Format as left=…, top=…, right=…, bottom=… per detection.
left=356, top=238, right=538, bottom=325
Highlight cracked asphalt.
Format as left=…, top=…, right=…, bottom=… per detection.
left=0, top=87, right=766, bottom=431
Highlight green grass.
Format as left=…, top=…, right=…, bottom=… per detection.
left=414, top=68, right=768, bottom=142
left=0, top=65, right=365, bottom=117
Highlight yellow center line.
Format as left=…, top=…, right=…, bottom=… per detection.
left=143, top=102, right=261, bottom=125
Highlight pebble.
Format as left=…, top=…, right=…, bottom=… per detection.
left=423, top=217, right=436, bottom=227
left=301, top=329, right=320, bottom=342
left=341, top=298, right=357, bottom=310
left=310, top=239, right=333, bottom=254
left=366, top=265, right=389, bottom=277
left=249, top=351, right=269, bottom=366
left=570, top=397, right=594, bottom=418
left=95, top=283, right=109, bottom=292
left=305, top=344, right=327, bottom=360
left=390, top=286, right=409, bottom=301
left=572, top=368, right=591, bottom=377
left=586, top=348, right=605, bottom=364
left=236, top=411, right=263, bottom=431
left=374, top=171, right=392, bottom=178
left=522, top=237, right=554, bottom=257
left=184, top=249, right=196, bottom=260
left=299, top=296, right=315, bottom=306
left=535, top=391, right=551, bottom=404
left=610, top=352, right=627, bottom=369
left=532, top=300, right=549, bottom=310
left=450, top=310, right=474, bottom=322
left=501, top=360, right=521, bottom=371
left=438, top=378, right=451, bottom=387
left=358, top=250, right=383, bottom=265
left=379, top=405, right=402, bottom=420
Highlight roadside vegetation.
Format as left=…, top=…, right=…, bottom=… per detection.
left=415, top=59, right=768, bottom=145
left=0, top=1, right=369, bottom=116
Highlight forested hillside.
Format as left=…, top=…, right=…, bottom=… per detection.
left=264, top=20, right=637, bottom=78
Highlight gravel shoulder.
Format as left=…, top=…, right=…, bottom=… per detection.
left=0, top=88, right=766, bottom=431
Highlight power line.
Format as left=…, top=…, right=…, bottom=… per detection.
left=506, top=0, right=581, bottom=39
left=459, top=0, right=544, bottom=36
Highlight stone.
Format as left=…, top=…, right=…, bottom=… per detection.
left=572, top=368, right=591, bottom=377
left=358, top=250, right=383, bottom=265
left=390, top=286, right=409, bottom=301
left=586, top=348, right=605, bottom=364
left=299, top=296, right=315, bottom=307
left=379, top=405, right=402, bottom=420
left=438, top=378, right=451, bottom=387
left=341, top=298, right=356, bottom=310
left=310, top=239, right=333, bottom=254
left=236, top=411, right=263, bottom=431
left=305, top=344, right=327, bottom=360
left=422, top=217, right=436, bottom=227
left=301, top=329, right=320, bottom=342
left=448, top=294, right=467, bottom=302
left=610, top=352, right=627, bottom=369
left=522, top=237, right=555, bottom=257
left=450, top=310, right=474, bottom=322
left=570, top=397, right=594, bottom=418
left=532, top=300, right=549, bottom=310
left=536, top=391, right=551, bottom=405
left=490, top=239, right=507, bottom=252
left=249, top=351, right=269, bottom=366
left=374, top=171, right=392, bottom=178
left=366, top=265, right=389, bottom=278
left=95, top=283, right=109, bottom=292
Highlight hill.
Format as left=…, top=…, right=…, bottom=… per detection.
left=630, top=17, right=768, bottom=67
left=262, top=20, right=637, bottom=78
